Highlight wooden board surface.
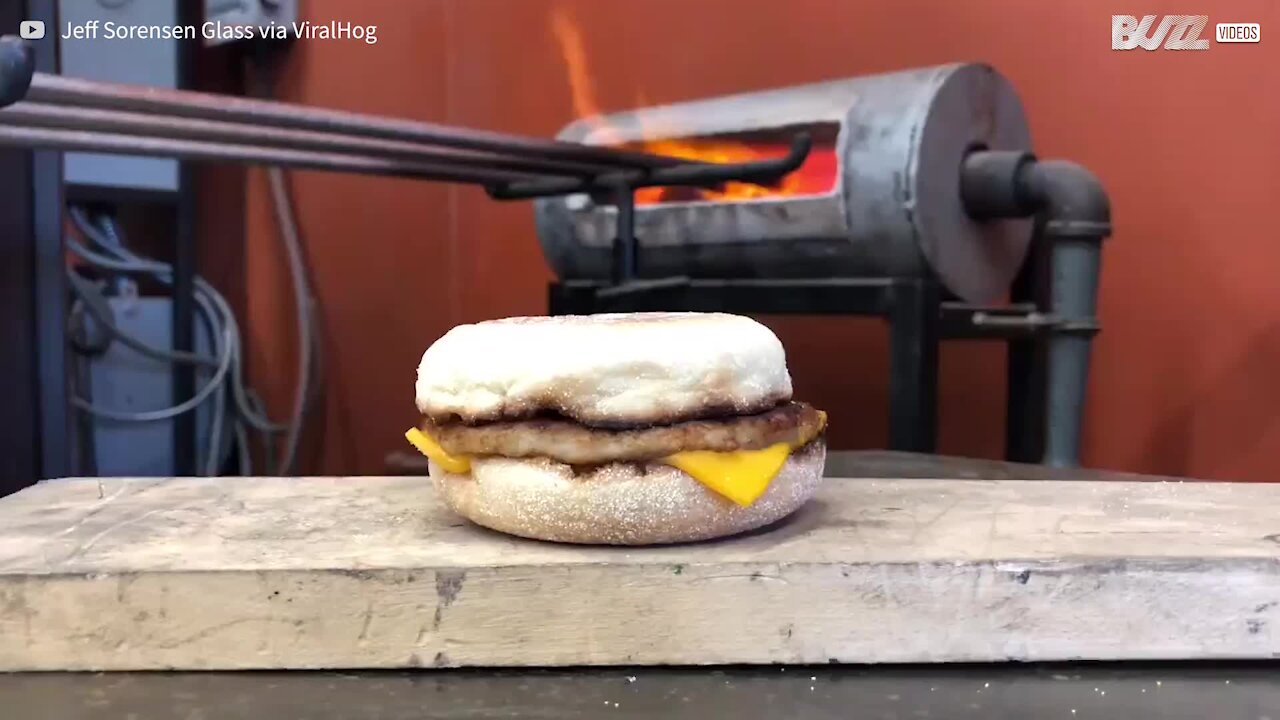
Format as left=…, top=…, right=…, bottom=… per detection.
left=0, top=472, right=1278, bottom=670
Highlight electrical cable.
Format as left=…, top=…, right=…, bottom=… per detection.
left=265, top=167, right=315, bottom=476
left=68, top=210, right=284, bottom=433
left=67, top=253, right=235, bottom=472
left=67, top=310, right=234, bottom=421
left=65, top=272, right=230, bottom=471
left=249, top=48, right=319, bottom=477
left=65, top=266, right=230, bottom=417
left=100, top=225, right=277, bottom=472
left=86, top=209, right=287, bottom=436
left=204, top=366, right=227, bottom=476
left=65, top=206, right=285, bottom=476
left=92, top=210, right=265, bottom=475
left=64, top=47, right=321, bottom=477
left=65, top=266, right=219, bottom=368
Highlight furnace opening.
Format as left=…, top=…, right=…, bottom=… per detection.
left=551, top=9, right=838, bottom=206
left=619, top=122, right=841, bottom=206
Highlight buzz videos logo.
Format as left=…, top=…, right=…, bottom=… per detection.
left=1112, top=15, right=1210, bottom=50
left=1112, top=15, right=1261, bottom=50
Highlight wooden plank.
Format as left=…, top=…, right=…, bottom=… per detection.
left=0, top=475, right=1277, bottom=670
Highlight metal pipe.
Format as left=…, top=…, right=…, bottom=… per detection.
left=1019, top=160, right=1110, bottom=468
left=961, top=151, right=1111, bottom=468
left=0, top=101, right=614, bottom=177
left=0, top=124, right=545, bottom=185
left=24, top=71, right=694, bottom=170
left=960, top=150, right=1038, bottom=218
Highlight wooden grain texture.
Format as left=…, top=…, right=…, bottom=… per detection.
left=0, top=474, right=1278, bottom=670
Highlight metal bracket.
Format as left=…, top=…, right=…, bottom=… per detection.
left=940, top=303, right=1100, bottom=340
left=594, top=276, right=691, bottom=302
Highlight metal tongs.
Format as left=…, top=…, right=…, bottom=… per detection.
left=0, top=35, right=810, bottom=204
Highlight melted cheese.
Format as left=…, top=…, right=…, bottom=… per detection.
left=662, top=443, right=791, bottom=508
left=406, top=410, right=827, bottom=508
left=405, top=427, right=471, bottom=474
left=668, top=411, right=824, bottom=507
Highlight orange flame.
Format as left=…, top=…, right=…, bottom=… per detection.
left=551, top=10, right=620, bottom=145
left=550, top=8, right=834, bottom=205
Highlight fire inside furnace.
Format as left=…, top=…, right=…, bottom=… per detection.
left=622, top=125, right=839, bottom=205
left=551, top=9, right=839, bottom=206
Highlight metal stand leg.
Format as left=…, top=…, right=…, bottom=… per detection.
left=888, top=279, right=939, bottom=452
left=172, top=0, right=199, bottom=476
left=548, top=284, right=567, bottom=316
left=548, top=283, right=595, bottom=316
left=1006, top=338, right=1046, bottom=463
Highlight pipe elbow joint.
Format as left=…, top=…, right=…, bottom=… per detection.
left=1019, top=160, right=1112, bottom=241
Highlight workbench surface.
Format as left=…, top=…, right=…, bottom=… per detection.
left=1, top=452, right=1278, bottom=671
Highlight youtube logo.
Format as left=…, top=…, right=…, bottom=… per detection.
left=19, top=20, right=45, bottom=40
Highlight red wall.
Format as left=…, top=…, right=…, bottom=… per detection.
left=240, top=0, right=1280, bottom=480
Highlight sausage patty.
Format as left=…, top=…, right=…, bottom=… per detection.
left=421, top=401, right=826, bottom=465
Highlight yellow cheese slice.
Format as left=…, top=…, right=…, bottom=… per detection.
left=663, top=414, right=823, bottom=507
left=662, top=443, right=792, bottom=508
left=405, top=427, right=471, bottom=474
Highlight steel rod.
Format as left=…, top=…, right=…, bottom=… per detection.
left=0, top=37, right=811, bottom=199
left=25, top=72, right=695, bottom=171
left=0, top=125, right=544, bottom=184
left=0, top=101, right=615, bottom=178
left=488, top=133, right=813, bottom=200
